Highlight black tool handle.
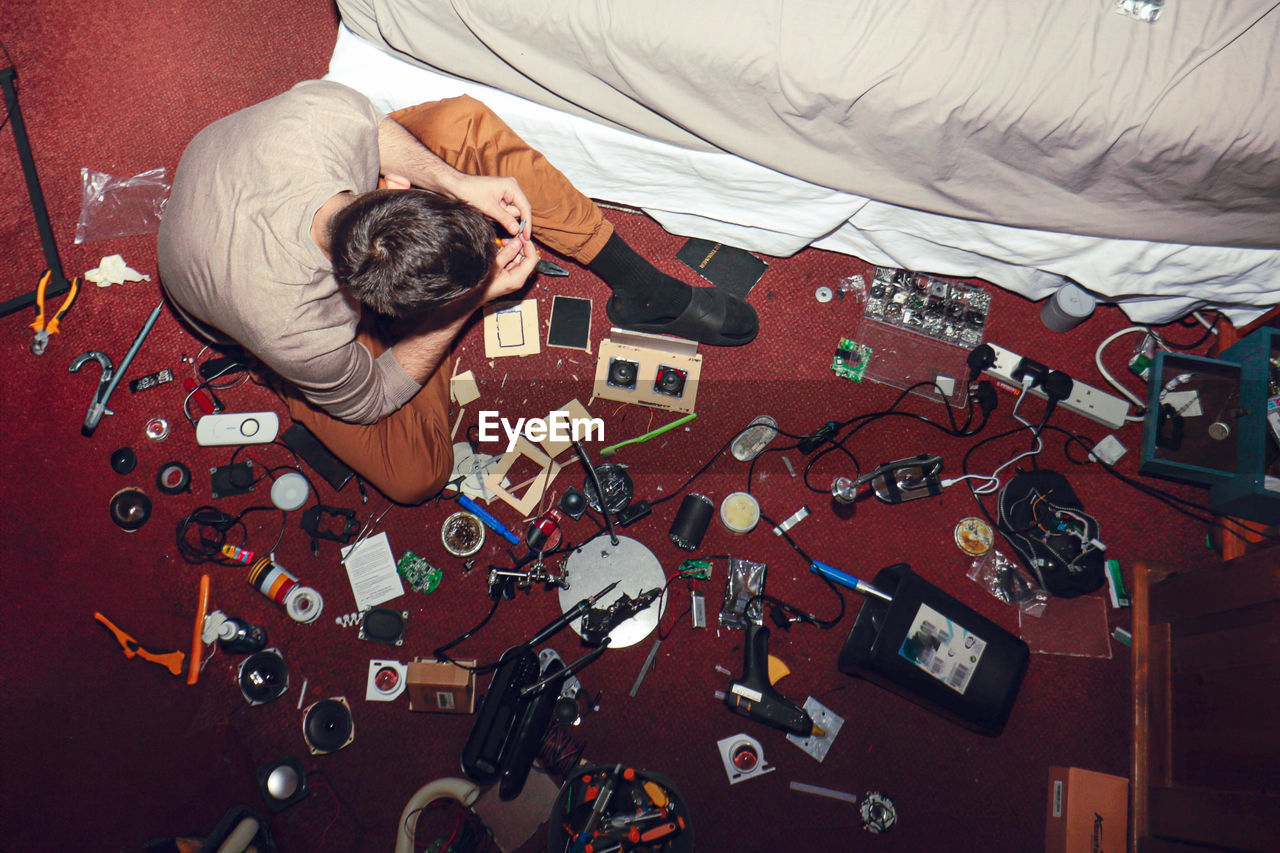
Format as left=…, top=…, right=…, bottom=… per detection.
left=724, top=624, right=815, bottom=736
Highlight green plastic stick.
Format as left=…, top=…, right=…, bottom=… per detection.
left=600, top=412, right=697, bottom=457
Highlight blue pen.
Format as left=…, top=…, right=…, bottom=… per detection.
left=457, top=494, right=522, bottom=546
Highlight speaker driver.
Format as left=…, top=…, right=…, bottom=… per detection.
left=302, top=697, right=354, bottom=754
left=256, top=755, right=310, bottom=812
left=238, top=648, right=288, bottom=706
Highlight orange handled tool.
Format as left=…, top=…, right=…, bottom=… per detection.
left=94, top=612, right=185, bottom=676
left=30, top=270, right=81, bottom=355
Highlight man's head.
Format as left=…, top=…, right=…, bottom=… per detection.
left=329, top=188, right=498, bottom=319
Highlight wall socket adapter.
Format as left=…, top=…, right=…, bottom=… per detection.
left=983, top=343, right=1131, bottom=430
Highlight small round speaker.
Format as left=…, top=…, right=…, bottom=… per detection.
left=238, top=648, right=288, bottom=706
left=256, top=756, right=310, bottom=812
left=302, top=698, right=354, bottom=754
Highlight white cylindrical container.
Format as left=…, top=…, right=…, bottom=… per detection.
left=720, top=492, right=761, bottom=534
left=1040, top=281, right=1097, bottom=332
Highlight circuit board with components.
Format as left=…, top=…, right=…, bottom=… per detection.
left=396, top=550, right=443, bottom=594
left=832, top=339, right=874, bottom=382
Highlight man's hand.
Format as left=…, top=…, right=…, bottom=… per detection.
left=447, top=174, right=532, bottom=242
left=479, top=236, right=539, bottom=305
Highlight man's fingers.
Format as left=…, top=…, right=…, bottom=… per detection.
left=496, top=235, right=525, bottom=266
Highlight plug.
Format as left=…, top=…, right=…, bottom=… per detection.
left=972, top=380, right=998, bottom=415
left=1013, top=356, right=1050, bottom=388
left=966, top=344, right=996, bottom=381
left=1039, top=370, right=1075, bottom=425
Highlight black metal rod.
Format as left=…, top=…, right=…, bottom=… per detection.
left=0, top=65, right=72, bottom=318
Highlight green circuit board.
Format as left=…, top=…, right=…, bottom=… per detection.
left=832, top=339, right=873, bottom=382
left=397, top=550, right=443, bottom=594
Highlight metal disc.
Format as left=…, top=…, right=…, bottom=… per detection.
left=558, top=535, right=665, bottom=649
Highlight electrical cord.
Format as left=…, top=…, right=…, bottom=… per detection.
left=744, top=511, right=846, bottom=629
left=175, top=503, right=285, bottom=565
left=799, top=378, right=993, bottom=495
left=1157, top=311, right=1221, bottom=350
left=1094, top=326, right=1160, bottom=418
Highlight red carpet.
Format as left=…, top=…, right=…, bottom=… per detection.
left=0, top=3, right=1233, bottom=851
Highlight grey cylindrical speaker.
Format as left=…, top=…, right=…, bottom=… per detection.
left=1040, top=281, right=1097, bottom=332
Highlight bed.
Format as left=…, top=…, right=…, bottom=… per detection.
left=326, top=0, right=1280, bottom=325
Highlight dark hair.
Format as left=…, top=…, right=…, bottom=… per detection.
left=328, top=189, right=497, bottom=319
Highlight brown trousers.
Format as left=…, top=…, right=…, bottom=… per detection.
left=283, top=96, right=613, bottom=504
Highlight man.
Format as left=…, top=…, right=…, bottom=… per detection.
left=159, top=81, right=756, bottom=503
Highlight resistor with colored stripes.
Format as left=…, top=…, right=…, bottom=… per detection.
left=246, top=556, right=324, bottom=623
left=222, top=544, right=255, bottom=564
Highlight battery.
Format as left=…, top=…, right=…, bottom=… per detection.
left=690, top=590, right=707, bottom=629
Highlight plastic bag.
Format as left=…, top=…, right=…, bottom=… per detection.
left=719, top=557, right=767, bottom=629
left=967, top=549, right=1049, bottom=617
left=74, top=167, right=170, bottom=244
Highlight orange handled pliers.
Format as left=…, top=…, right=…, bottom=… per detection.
left=30, top=269, right=81, bottom=355
left=94, top=611, right=186, bottom=676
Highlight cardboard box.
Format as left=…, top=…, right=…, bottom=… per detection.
left=407, top=659, right=476, bottom=714
left=1045, top=766, right=1129, bottom=853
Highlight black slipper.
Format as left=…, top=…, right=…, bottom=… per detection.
left=606, top=287, right=758, bottom=347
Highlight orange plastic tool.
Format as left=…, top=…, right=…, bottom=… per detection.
left=94, top=612, right=185, bottom=676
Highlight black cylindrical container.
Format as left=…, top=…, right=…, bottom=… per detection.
left=669, top=493, right=715, bottom=551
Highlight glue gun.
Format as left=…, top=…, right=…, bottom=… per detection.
left=723, top=623, right=821, bottom=737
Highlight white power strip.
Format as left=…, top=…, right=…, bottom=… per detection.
left=984, top=343, right=1131, bottom=430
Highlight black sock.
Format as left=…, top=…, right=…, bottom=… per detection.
left=586, top=232, right=690, bottom=323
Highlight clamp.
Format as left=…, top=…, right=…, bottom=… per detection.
left=29, top=270, right=81, bottom=355
left=68, top=302, right=162, bottom=436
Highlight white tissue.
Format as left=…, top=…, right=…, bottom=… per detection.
left=85, top=254, right=151, bottom=287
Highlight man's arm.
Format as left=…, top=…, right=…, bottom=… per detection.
left=377, top=118, right=532, bottom=239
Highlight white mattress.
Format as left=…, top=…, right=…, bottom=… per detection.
left=325, top=26, right=1278, bottom=325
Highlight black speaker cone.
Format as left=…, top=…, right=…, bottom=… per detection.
left=303, top=698, right=354, bottom=754
left=654, top=365, right=686, bottom=397
left=607, top=358, right=639, bottom=389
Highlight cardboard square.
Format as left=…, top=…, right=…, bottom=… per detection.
left=450, top=369, right=481, bottom=406
left=484, top=299, right=540, bottom=358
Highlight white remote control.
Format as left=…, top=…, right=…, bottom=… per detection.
left=195, top=412, right=281, bottom=446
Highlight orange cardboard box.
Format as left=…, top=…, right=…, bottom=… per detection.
left=1045, top=766, right=1129, bottom=853
left=407, top=659, right=476, bottom=714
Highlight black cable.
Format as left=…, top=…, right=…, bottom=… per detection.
left=175, top=503, right=282, bottom=564
left=744, top=511, right=846, bottom=629
left=798, top=379, right=990, bottom=494
left=1155, top=312, right=1220, bottom=351
left=1039, top=424, right=1280, bottom=546
left=432, top=595, right=504, bottom=671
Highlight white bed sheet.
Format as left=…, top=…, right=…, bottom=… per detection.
left=325, top=26, right=1278, bottom=325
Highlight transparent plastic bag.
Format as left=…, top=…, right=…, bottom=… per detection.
left=967, top=549, right=1049, bottom=617
left=74, top=167, right=170, bottom=244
